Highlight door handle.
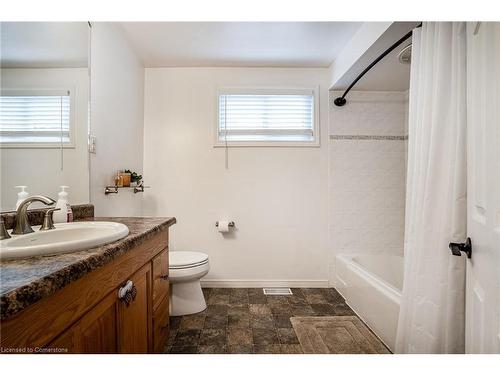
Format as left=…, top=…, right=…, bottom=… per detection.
left=449, top=237, right=472, bottom=259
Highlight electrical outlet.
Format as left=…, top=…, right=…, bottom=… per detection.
left=88, top=135, right=96, bottom=153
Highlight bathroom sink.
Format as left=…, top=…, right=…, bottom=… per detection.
left=0, top=221, right=129, bottom=260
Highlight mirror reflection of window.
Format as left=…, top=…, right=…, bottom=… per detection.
left=0, top=90, right=72, bottom=145
left=0, top=22, right=90, bottom=212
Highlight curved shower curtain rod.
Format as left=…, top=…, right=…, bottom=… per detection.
left=333, top=23, right=422, bottom=107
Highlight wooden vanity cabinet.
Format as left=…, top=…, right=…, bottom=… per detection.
left=151, top=250, right=170, bottom=353
left=1, top=229, right=171, bottom=354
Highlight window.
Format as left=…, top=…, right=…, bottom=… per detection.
left=0, top=89, right=73, bottom=147
left=216, top=87, right=319, bottom=146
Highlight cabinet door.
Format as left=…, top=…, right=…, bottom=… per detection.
left=118, top=263, right=152, bottom=353
left=153, top=295, right=170, bottom=353
left=152, top=249, right=169, bottom=311
left=47, top=292, right=118, bottom=353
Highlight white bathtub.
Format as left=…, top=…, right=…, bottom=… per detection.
left=335, top=254, right=403, bottom=352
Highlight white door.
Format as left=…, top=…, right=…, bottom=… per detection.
left=465, top=22, right=500, bottom=354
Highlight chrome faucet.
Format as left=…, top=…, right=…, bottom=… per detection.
left=12, top=195, right=56, bottom=235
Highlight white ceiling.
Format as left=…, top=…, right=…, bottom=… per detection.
left=0, top=22, right=88, bottom=68
left=118, top=22, right=363, bottom=68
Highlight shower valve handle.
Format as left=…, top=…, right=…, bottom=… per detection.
left=449, top=237, right=472, bottom=259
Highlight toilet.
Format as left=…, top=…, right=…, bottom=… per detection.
left=169, top=251, right=210, bottom=316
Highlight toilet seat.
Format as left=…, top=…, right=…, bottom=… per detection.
left=169, top=251, right=209, bottom=270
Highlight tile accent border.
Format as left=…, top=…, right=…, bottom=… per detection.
left=329, top=135, right=408, bottom=141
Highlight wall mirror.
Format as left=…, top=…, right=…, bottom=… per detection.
left=0, top=22, right=90, bottom=212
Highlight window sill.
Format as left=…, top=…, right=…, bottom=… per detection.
left=213, top=140, right=320, bottom=148
left=0, top=143, right=76, bottom=149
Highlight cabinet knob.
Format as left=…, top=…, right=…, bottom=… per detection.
left=160, top=274, right=169, bottom=281
left=118, top=280, right=137, bottom=306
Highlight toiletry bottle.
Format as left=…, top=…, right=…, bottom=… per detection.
left=15, top=186, right=29, bottom=210
left=54, top=186, right=73, bottom=223
left=115, top=172, right=124, bottom=188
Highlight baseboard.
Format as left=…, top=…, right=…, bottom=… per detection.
left=200, top=279, right=330, bottom=288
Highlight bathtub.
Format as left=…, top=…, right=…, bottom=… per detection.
left=335, top=254, right=403, bottom=352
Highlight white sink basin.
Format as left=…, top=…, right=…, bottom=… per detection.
left=0, top=221, right=129, bottom=260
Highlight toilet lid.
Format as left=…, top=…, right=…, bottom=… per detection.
left=169, top=251, right=209, bottom=269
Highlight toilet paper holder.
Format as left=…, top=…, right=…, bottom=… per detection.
left=215, top=221, right=235, bottom=228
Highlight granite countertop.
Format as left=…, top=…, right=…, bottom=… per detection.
left=0, top=216, right=176, bottom=320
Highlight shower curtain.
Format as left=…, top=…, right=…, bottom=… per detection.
left=395, top=22, right=467, bottom=354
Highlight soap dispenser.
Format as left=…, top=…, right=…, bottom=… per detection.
left=15, top=186, right=29, bottom=210
left=53, top=186, right=73, bottom=223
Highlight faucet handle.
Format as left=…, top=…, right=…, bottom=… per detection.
left=40, top=208, right=61, bottom=231
left=0, top=218, right=11, bottom=240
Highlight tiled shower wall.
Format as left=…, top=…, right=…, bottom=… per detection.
left=328, top=91, right=408, bottom=283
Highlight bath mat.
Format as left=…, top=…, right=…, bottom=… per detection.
left=290, top=316, right=390, bottom=354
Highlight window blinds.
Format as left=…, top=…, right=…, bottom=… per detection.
left=0, top=93, right=70, bottom=144
left=218, top=93, right=315, bottom=142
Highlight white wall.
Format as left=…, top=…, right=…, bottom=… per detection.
left=90, top=23, right=144, bottom=216
left=0, top=68, right=89, bottom=210
left=143, top=67, right=330, bottom=287
left=329, top=91, right=408, bottom=283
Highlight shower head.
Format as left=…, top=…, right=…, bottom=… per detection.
left=398, top=44, right=412, bottom=64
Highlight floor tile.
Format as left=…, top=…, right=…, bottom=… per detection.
left=273, top=314, right=293, bottom=328
left=322, top=288, right=344, bottom=304
left=270, top=304, right=292, bottom=315
left=311, top=304, right=336, bottom=315
left=167, top=330, right=178, bottom=347
left=291, top=304, right=315, bottom=316
left=249, top=304, right=272, bottom=316
left=251, top=315, right=275, bottom=329
left=211, top=288, right=231, bottom=296
left=204, top=315, right=228, bottom=329
left=277, top=328, right=299, bottom=344
left=173, top=329, right=201, bottom=347
left=253, top=345, right=281, bottom=354
left=198, top=345, right=227, bottom=354
left=179, top=315, right=206, bottom=331
left=227, top=328, right=253, bottom=346
left=228, top=345, right=253, bottom=354
left=228, top=314, right=251, bottom=328
left=207, top=304, right=229, bottom=316
left=252, top=328, right=279, bottom=346
left=305, top=293, right=329, bottom=304
left=333, top=302, right=355, bottom=316
left=266, top=295, right=290, bottom=306
left=230, top=288, right=248, bottom=297
left=199, top=328, right=227, bottom=346
left=230, top=295, right=249, bottom=305
left=280, top=344, right=303, bottom=354
left=169, top=346, right=198, bottom=354
left=208, top=294, right=230, bottom=305
left=248, top=289, right=267, bottom=304
left=228, top=304, right=249, bottom=316
left=169, top=316, right=182, bottom=330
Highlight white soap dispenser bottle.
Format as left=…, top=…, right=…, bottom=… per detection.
left=15, top=186, right=29, bottom=210
left=53, top=186, right=73, bottom=223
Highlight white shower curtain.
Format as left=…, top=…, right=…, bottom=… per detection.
left=395, top=22, right=468, bottom=354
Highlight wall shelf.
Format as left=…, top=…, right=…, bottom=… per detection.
left=105, top=185, right=150, bottom=195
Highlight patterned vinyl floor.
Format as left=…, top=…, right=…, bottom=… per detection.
left=165, top=287, right=367, bottom=354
